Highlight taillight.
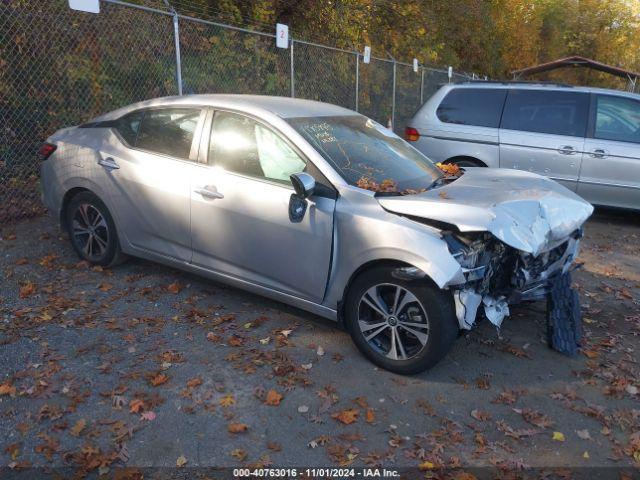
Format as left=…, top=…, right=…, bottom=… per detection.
left=405, top=127, right=420, bottom=142
left=38, top=143, right=57, bottom=160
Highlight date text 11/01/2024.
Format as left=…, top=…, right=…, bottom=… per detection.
left=233, top=468, right=400, bottom=477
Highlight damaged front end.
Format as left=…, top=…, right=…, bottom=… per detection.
left=445, top=229, right=583, bottom=331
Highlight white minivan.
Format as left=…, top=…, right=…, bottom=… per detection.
left=406, top=82, right=640, bottom=210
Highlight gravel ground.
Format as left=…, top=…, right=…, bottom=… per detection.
left=0, top=208, right=639, bottom=477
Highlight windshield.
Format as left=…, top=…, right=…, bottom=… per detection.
left=286, top=115, right=442, bottom=194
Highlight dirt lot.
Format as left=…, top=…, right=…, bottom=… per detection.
left=1, top=209, right=639, bottom=477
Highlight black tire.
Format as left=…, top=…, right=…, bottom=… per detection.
left=450, top=158, right=483, bottom=168
left=546, top=272, right=582, bottom=356
left=345, top=266, right=459, bottom=375
left=65, top=191, right=126, bottom=267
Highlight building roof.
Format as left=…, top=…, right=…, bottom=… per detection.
left=511, top=55, right=640, bottom=80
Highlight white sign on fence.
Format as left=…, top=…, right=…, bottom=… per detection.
left=68, top=0, right=100, bottom=13
left=363, top=46, right=371, bottom=64
left=276, top=23, right=289, bottom=49
left=413, top=58, right=419, bottom=72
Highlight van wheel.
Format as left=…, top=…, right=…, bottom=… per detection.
left=65, top=192, right=126, bottom=267
left=449, top=158, right=484, bottom=168
left=345, top=266, right=459, bottom=375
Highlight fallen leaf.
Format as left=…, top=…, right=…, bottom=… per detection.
left=583, top=451, right=590, bottom=459
left=98, top=282, right=112, bottom=292
left=576, top=429, right=591, bottom=440
left=0, top=383, right=16, bottom=396
left=70, top=419, right=86, bottom=437
left=129, top=399, right=145, bottom=413
left=552, top=431, right=565, bottom=441
left=150, top=373, right=168, bottom=387
left=230, top=449, right=247, bottom=461
left=332, top=408, right=359, bottom=425
left=176, top=455, right=187, bottom=467
left=365, top=408, right=375, bottom=423
left=298, top=405, right=309, bottom=413
left=471, top=409, right=492, bottom=421
left=259, top=337, right=270, bottom=345
left=301, top=363, right=313, bottom=370
left=167, top=282, right=183, bottom=294
left=227, top=423, right=248, bottom=433
left=316, top=346, right=325, bottom=356
left=186, top=377, right=202, bottom=389
left=583, top=350, right=600, bottom=359
left=219, top=394, right=235, bottom=407
left=19, top=282, right=36, bottom=299
left=265, top=390, right=283, bottom=406
left=141, top=411, right=156, bottom=421
left=5, top=443, right=20, bottom=460
left=419, top=461, right=435, bottom=470
left=516, top=408, right=554, bottom=428
left=267, top=442, right=281, bottom=452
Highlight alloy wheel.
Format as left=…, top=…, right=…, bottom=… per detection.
left=72, top=203, right=109, bottom=260
left=357, top=283, right=430, bottom=360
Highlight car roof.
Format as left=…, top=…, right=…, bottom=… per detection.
left=92, top=94, right=358, bottom=122
left=445, top=81, right=640, bottom=99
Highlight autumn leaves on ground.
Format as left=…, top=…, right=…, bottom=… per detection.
left=0, top=209, right=639, bottom=477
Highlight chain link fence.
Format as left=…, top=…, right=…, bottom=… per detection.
left=0, top=0, right=472, bottom=223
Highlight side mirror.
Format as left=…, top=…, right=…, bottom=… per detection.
left=290, top=172, right=315, bottom=199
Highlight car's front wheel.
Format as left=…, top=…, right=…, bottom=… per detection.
left=65, top=191, right=125, bottom=267
left=345, top=266, right=459, bottom=375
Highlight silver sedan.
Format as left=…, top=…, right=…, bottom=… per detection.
left=40, top=95, right=593, bottom=374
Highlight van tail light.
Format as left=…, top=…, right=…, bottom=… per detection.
left=405, top=127, right=420, bottom=142
left=38, top=142, right=57, bottom=160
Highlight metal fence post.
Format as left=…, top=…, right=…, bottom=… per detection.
left=173, top=13, right=183, bottom=95
left=420, top=67, right=425, bottom=104
left=290, top=39, right=295, bottom=98
left=391, top=59, right=396, bottom=130
left=164, top=0, right=182, bottom=95
left=355, top=52, right=359, bottom=112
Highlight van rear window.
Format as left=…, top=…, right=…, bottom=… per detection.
left=436, top=88, right=507, bottom=128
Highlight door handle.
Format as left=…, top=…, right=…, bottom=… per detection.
left=194, top=187, right=224, bottom=200
left=590, top=149, right=608, bottom=158
left=558, top=145, right=576, bottom=155
left=98, top=156, right=119, bottom=170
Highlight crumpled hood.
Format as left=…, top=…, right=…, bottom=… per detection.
left=378, top=169, right=594, bottom=256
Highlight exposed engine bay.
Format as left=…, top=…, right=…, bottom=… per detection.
left=444, top=229, right=582, bottom=330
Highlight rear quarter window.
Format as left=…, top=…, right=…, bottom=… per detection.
left=436, top=88, right=507, bottom=128
left=501, top=89, right=589, bottom=137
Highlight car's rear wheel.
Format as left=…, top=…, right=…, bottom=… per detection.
left=65, top=191, right=125, bottom=267
left=345, top=266, right=459, bottom=375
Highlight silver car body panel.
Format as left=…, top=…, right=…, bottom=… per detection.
left=409, top=83, right=640, bottom=210
left=41, top=95, right=592, bottom=327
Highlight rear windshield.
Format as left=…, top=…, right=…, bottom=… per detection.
left=436, top=88, right=507, bottom=128
left=287, top=115, right=442, bottom=194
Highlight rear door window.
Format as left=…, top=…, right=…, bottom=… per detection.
left=501, top=89, right=589, bottom=137
left=593, top=94, right=640, bottom=144
left=135, top=108, right=202, bottom=159
left=436, top=88, right=507, bottom=128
